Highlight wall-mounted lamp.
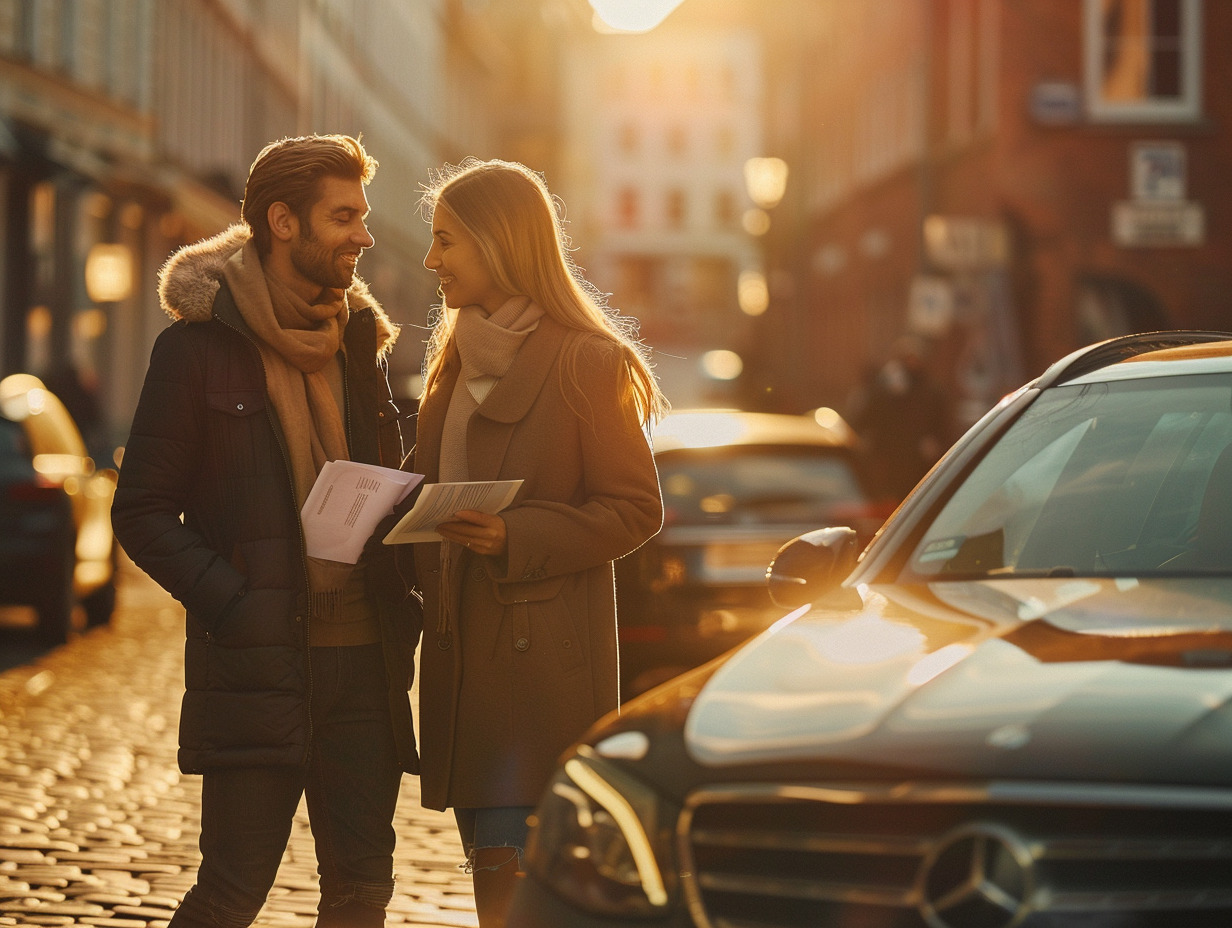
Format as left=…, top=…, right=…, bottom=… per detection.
left=84, top=243, right=134, bottom=303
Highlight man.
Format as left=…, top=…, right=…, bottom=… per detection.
left=849, top=334, right=952, bottom=502
left=112, top=135, right=418, bottom=928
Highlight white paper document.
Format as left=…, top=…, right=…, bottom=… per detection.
left=301, top=461, right=425, bottom=564
left=382, top=479, right=523, bottom=544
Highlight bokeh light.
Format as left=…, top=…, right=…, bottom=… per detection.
left=737, top=270, right=769, bottom=316
left=701, top=349, right=744, bottom=381
left=589, top=0, right=684, bottom=34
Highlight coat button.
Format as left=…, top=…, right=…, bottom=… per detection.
left=437, top=634, right=452, bottom=650
left=562, top=639, right=572, bottom=649
left=471, top=567, right=487, bottom=582
left=515, top=637, right=530, bottom=652
left=236, top=402, right=244, bottom=410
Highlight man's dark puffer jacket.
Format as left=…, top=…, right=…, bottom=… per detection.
left=112, top=224, right=419, bottom=774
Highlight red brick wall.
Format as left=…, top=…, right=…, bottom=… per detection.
left=782, top=0, right=1232, bottom=416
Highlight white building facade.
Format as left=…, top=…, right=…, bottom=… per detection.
left=559, top=23, right=765, bottom=407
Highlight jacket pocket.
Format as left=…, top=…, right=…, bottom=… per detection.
left=492, top=574, right=566, bottom=605
left=502, top=574, right=584, bottom=674
left=533, top=594, right=584, bottom=673
left=206, top=390, right=266, bottom=417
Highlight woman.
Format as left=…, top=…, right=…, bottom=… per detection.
left=408, top=158, right=666, bottom=926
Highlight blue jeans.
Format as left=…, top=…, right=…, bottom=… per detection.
left=169, top=644, right=403, bottom=928
left=454, top=805, right=535, bottom=871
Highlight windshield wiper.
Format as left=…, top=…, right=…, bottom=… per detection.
left=986, top=566, right=1076, bottom=578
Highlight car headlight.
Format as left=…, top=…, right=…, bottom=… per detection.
left=524, top=744, right=677, bottom=917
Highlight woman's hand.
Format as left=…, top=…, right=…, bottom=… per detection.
left=437, top=509, right=508, bottom=557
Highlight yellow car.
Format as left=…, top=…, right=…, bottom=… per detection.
left=0, top=374, right=118, bottom=642
left=617, top=408, right=889, bottom=697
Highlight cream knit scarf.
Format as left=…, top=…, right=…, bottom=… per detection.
left=222, top=240, right=353, bottom=622
left=439, top=296, right=542, bottom=481
left=436, top=296, right=542, bottom=638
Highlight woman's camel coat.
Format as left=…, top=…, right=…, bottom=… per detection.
left=409, top=315, right=662, bottom=811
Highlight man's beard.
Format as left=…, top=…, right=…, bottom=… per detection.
left=291, top=227, right=356, bottom=291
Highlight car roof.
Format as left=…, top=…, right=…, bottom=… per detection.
left=1064, top=338, right=1232, bottom=386
left=651, top=408, right=854, bottom=453
left=1038, top=330, right=1232, bottom=389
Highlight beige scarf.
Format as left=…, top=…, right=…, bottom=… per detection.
left=436, top=296, right=543, bottom=639
left=439, top=296, right=542, bottom=482
left=222, top=241, right=354, bottom=621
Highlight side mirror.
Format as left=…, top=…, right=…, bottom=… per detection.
left=767, top=526, right=860, bottom=609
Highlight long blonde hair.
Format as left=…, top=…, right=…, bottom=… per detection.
left=419, top=158, right=667, bottom=425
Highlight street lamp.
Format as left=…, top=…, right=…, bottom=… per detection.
left=744, top=156, right=789, bottom=210
left=739, top=157, right=788, bottom=317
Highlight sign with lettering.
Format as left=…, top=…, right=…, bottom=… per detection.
left=1112, top=200, right=1204, bottom=247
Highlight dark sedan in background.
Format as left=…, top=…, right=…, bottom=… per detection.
left=618, top=408, right=888, bottom=697
left=512, top=330, right=1232, bottom=928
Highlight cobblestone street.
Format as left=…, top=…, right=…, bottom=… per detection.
left=0, top=558, right=477, bottom=928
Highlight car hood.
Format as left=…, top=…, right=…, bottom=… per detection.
left=683, top=577, right=1232, bottom=784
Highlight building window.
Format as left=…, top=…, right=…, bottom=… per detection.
left=618, top=123, right=638, bottom=155
left=947, top=0, right=999, bottom=143
left=616, top=188, right=640, bottom=229
left=30, top=0, right=66, bottom=69
left=665, top=188, right=686, bottom=229
left=665, top=124, right=687, bottom=158
left=72, top=0, right=106, bottom=90
left=1084, top=0, right=1202, bottom=122
left=0, top=0, right=22, bottom=55
left=684, top=64, right=701, bottom=99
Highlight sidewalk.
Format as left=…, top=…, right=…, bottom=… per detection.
left=0, top=557, right=477, bottom=928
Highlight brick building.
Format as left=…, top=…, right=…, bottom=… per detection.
left=751, top=0, right=1231, bottom=433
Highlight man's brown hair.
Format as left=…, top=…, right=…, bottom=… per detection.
left=241, top=134, right=377, bottom=255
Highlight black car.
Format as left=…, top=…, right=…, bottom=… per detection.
left=0, top=374, right=118, bottom=642
left=511, top=330, right=1232, bottom=928
left=618, top=408, right=887, bottom=697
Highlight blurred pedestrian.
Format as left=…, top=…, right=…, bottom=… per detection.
left=408, top=158, right=666, bottom=926
left=849, top=334, right=951, bottom=502
left=111, top=134, right=418, bottom=928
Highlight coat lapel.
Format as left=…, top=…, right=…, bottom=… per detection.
left=465, top=317, right=568, bottom=483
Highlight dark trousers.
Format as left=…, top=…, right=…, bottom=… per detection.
left=169, top=643, right=403, bottom=928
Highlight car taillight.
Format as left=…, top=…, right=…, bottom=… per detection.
left=6, top=480, right=63, bottom=502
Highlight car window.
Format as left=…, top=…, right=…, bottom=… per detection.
left=659, top=447, right=867, bottom=526
left=0, top=417, right=36, bottom=481
left=906, top=373, right=1232, bottom=578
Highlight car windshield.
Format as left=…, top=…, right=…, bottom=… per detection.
left=0, top=417, right=35, bottom=481
left=906, top=372, right=1232, bottom=579
left=660, top=447, right=868, bottom=527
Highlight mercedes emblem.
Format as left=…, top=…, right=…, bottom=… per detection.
left=917, top=822, right=1036, bottom=928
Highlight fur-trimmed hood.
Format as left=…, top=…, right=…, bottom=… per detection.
left=157, top=223, right=398, bottom=358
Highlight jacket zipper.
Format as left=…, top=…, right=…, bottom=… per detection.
left=216, top=312, right=316, bottom=764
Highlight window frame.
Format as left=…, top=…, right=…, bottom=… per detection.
left=1083, top=0, right=1203, bottom=123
